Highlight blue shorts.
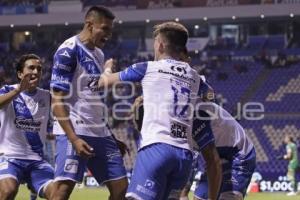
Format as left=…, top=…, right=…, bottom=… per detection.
left=194, top=148, right=256, bottom=199
left=0, top=156, right=54, bottom=197
left=126, top=143, right=193, bottom=200
left=54, top=135, right=126, bottom=184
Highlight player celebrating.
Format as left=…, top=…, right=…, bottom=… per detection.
left=50, top=6, right=127, bottom=200
left=0, top=54, right=54, bottom=199
left=98, top=21, right=222, bottom=200
left=192, top=101, right=256, bottom=200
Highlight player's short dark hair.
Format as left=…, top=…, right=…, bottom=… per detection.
left=153, top=21, right=189, bottom=54
left=16, top=54, right=41, bottom=73
left=85, top=6, right=115, bottom=20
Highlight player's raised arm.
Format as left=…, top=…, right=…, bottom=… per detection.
left=98, top=59, right=148, bottom=89
left=0, top=75, right=37, bottom=108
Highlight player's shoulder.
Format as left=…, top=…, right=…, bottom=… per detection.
left=58, top=36, right=77, bottom=50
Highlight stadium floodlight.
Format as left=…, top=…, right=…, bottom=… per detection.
left=25, top=31, right=30, bottom=36
left=175, top=18, right=180, bottom=22
left=290, top=13, right=294, bottom=18
left=232, top=16, right=236, bottom=20
left=37, top=23, right=41, bottom=27
left=146, top=19, right=150, bottom=23
left=194, top=25, right=199, bottom=29
left=10, top=24, right=14, bottom=28
left=118, top=20, right=123, bottom=24
left=260, top=14, right=265, bottom=19
left=65, top=22, right=69, bottom=26
left=203, top=17, right=208, bottom=21
left=195, top=50, right=199, bottom=54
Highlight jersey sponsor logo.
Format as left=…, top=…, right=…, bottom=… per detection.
left=193, top=122, right=206, bottom=137
left=171, top=122, right=187, bottom=138
left=64, top=159, right=79, bottom=174
left=54, top=62, right=72, bottom=72
left=87, top=76, right=101, bottom=92
left=59, top=50, right=71, bottom=58
left=14, top=117, right=42, bottom=132
left=158, top=69, right=195, bottom=82
left=51, top=74, right=70, bottom=84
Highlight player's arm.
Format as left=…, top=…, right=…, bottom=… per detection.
left=0, top=73, right=35, bottom=109
left=193, top=110, right=222, bottom=200
left=201, top=143, right=222, bottom=200
left=51, top=90, right=94, bottom=158
left=98, top=59, right=148, bottom=89
left=50, top=47, right=94, bottom=159
left=284, top=146, right=293, bottom=160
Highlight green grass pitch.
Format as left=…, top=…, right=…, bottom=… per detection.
left=15, top=185, right=300, bottom=200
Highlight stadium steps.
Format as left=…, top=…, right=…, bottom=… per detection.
left=238, top=68, right=273, bottom=108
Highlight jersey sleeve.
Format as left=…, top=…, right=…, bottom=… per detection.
left=192, top=110, right=215, bottom=151
left=0, top=85, right=13, bottom=95
left=50, top=46, right=77, bottom=92
left=119, top=62, right=148, bottom=82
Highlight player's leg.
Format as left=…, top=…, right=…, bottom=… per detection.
left=27, top=160, right=54, bottom=199
left=51, top=135, right=87, bottom=200
left=287, top=168, right=297, bottom=195
left=219, top=149, right=256, bottom=200
left=163, top=147, right=193, bottom=200
left=193, top=175, right=208, bottom=200
left=0, top=158, right=24, bottom=200
left=86, top=135, right=128, bottom=200
left=0, top=178, right=19, bottom=200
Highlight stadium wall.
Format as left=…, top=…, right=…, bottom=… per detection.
left=1, top=3, right=300, bottom=26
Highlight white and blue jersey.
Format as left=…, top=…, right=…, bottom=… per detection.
left=192, top=102, right=256, bottom=198
left=50, top=35, right=110, bottom=137
left=119, top=59, right=202, bottom=150
left=193, top=102, right=254, bottom=158
left=0, top=85, right=52, bottom=160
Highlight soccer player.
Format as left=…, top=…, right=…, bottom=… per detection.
left=98, top=21, right=222, bottom=200
left=192, top=101, right=256, bottom=200
left=0, top=54, right=54, bottom=199
left=283, top=135, right=299, bottom=196
left=50, top=6, right=128, bottom=200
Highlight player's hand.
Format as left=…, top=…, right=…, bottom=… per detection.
left=115, top=139, right=129, bottom=157
left=72, top=138, right=95, bottom=159
left=104, top=58, right=117, bottom=73
left=17, top=73, right=38, bottom=92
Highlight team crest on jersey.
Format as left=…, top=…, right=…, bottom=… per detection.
left=26, top=98, right=39, bottom=115
left=64, top=159, right=79, bottom=174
